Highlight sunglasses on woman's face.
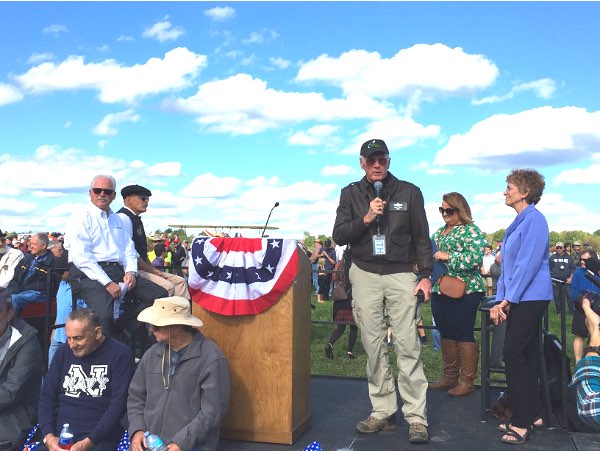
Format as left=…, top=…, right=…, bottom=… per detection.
left=439, top=207, right=457, bottom=216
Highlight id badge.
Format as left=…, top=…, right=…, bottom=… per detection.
left=372, top=234, right=386, bottom=256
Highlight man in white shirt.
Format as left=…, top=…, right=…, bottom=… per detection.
left=64, top=175, right=167, bottom=337
left=480, top=244, right=495, bottom=296
left=0, top=230, right=24, bottom=289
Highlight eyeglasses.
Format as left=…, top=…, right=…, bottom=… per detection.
left=91, top=188, right=115, bottom=195
left=365, top=157, right=389, bottom=167
left=439, top=207, right=458, bottom=216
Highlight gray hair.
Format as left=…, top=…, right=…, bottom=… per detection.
left=90, top=174, right=117, bottom=190
left=68, top=308, right=102, bottom=329
left=32, top=233, right=50, bottom=248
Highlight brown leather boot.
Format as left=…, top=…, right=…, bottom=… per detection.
left=448, top=341, right=479, bottom=396
left=428, top=339, right=459, bottom=390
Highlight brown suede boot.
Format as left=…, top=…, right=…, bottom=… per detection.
left=448, top=341, right=479, bottom=396
left=428, top=339, right=459, bottom=390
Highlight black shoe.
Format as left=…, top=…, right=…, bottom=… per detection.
left=347, top=352, right=357, bottom=359
left=325, top=343, right=334, bottom=360
left=419, top=335, right=428, bottom=344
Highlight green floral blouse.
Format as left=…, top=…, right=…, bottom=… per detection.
left=431, top=223, right=486, bottom=295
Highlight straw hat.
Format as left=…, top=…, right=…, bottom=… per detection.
left=137, top=296, right=203, bottom=328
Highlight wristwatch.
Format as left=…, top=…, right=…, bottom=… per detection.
left=583, top=346, right=600, bottom=356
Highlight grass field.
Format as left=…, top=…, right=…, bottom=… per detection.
left=309, top=292, right=576, bottom=383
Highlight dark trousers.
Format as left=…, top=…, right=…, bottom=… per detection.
left=328, top=324, right=358, bottom=352
left=553, top=283, right=573, bottom=313
left=69, top=263, right=167, bottom=337
left=430, top=291, right=482, bottom=342
left=503, top=300, right=549, bottom=429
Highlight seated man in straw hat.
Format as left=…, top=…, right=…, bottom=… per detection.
left=127, top=297, right=230, bottom=451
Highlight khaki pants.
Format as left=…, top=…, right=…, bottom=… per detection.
left=139, top=270, right=190, bottom=300
left=350, top=264, right=428, bottom=425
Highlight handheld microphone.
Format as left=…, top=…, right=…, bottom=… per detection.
left=261, top=202, right=279, bottom=238
left=374, top=181, right=383, bottom=225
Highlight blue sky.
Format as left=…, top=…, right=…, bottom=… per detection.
left=1, top=2, right=600, bottom=240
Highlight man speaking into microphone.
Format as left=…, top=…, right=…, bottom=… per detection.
left=332, top=138, right=433, bottom=444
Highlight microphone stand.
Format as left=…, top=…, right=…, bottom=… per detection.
left=261, top=202, right=279, bottom=238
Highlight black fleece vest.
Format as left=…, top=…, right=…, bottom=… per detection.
left=117, top=207, right=149, bottom=263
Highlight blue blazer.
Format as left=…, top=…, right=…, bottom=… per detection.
left=496, top=203, right=553, bottom=304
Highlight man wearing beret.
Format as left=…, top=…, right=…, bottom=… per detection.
left=64, top=175, right=168, bottom=337
left=117, top=184, right=190, bottom=300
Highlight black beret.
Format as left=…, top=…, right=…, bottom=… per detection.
left=121, top=184, right=152, bottom=199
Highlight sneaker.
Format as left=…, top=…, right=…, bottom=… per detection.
left=408, top=422, right=428, bottom=443
left=386, top=337, right=393, bottom=347
left=325, top=343, right=333, bottom=360
left=419, top=335, right=428, bottom=344
left=355, top=414, right=397, bottom=434
left=347, top=352, right=357, bottom=359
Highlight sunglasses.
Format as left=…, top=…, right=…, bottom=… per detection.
left=137, top=195, right=150, bottom=202
left=439, top=207, right=458, bottom=216
left=365, top=157, right=389, bottom=167
left=556, top=246, right=563, bottom=249
left=91, top=188, right=115, bottom=196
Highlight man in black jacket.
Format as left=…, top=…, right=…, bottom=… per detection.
left=332, top=139, right=433, bottom=444
left=0, top=288, right=43, bottom=448
left=8, top=232, right=55, bottom=316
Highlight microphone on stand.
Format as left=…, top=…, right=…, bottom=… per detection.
left=261, top=202, right=279, bottom=237
left=374, top=181, right=383, bottom=225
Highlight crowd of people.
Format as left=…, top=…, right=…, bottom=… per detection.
left=2, top=141, right=600, bottom=449
left=0, top=176, right=228, bottom=451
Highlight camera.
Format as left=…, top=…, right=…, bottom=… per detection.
left=575, top=291, right=600, bottom=315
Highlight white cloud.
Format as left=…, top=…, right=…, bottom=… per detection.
left=321, top=165, right=355, bottom=176
left=43, top=24, right=68, bottom=36
left=93, top=109, right=140, bottom=136
left=242, top=28, right=279, bottom=45
left=142, top=19, right=185, bottom=42
left=296, top=44, right=498, bottom=99
left=338, top=117, right=440, bottom=155
left=27, top=52, right=54, bottom=64
left=473, top=78, right=556, bottom=105
left=117, top=35, right=134, bottom=42
left=270, top=57, right=291, bottom=70
left=15, top=47, right=207, bottom=104
left=147, top=162, right=182, bottom=177
left=204, top=6, right=236, bottom=22
left=169, top=74, right=395, bottom=135
left=181, top=173, right=243, bottom=198
left=0, top=83, right=23, bottom=105
left=433, top=106, right=600, bottom=169
left=289, top=124, right=339, bottom=146
left=554, top=161, right=600, bottom=185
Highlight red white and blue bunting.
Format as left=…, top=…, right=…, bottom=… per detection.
left=188, top=237, right=299, bottom=316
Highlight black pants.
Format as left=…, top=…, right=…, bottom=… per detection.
left=503, top=300, right=549, bottom=429
left=553, top=283, right=573, bottom=313
left=431, top=291, right=482, bottom=342
left=69, top=263, right=167, bottom=337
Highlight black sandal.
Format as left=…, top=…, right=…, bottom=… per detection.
left=501, top=427, right=530, bottom=445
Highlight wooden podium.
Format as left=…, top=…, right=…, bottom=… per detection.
left=192, top=247, right=312, bottom=444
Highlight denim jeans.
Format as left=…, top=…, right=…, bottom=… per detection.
left=11, top=290, right=48, bottom=315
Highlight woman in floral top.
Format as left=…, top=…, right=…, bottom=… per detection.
left=428, top=192, right=486, bottom=397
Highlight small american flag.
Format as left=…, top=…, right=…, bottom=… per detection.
left=303, top=441, right=323, bottom=451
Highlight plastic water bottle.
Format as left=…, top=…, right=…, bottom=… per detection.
left=58, top=423, right=74, bottom=449
left=144, top=431, right=167, bottom=451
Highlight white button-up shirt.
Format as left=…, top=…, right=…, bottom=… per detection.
left=64, top=202, right=138, bottom=286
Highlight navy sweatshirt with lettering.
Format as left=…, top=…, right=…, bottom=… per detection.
left=38, top=336, right=134, bottom=444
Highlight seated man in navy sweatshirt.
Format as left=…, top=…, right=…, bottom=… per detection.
left=38, top=308, right=135, bottom=451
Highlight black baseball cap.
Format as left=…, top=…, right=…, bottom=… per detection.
left=360, top=139, right=389, bottom=158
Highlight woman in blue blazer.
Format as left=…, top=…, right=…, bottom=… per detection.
left=490, top=169, right=553, bottom=445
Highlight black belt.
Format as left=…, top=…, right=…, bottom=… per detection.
left=98, top=261, right=121, bottom=267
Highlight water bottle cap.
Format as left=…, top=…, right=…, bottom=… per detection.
left=63, top=423, right=69, bottom=427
